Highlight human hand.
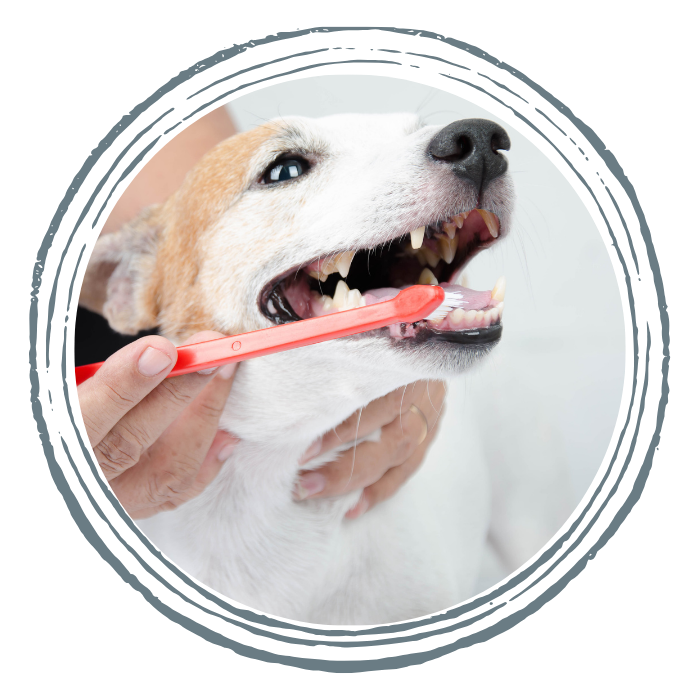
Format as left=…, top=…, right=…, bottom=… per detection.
left=78, top=332, right=239, bottom=520
left=294, top=380, right=447, bottom=518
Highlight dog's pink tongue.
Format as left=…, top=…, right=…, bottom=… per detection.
left=300, top=280, right=495, bottom=319
left=363, top=284, right=493, bottom=311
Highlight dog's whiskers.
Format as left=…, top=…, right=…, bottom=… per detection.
left=345, top=406, right=363, bottom=492
left=399, top=384, right=409, bottom=433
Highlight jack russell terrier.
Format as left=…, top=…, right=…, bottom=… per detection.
left=81, top=113, right=514, bottom=624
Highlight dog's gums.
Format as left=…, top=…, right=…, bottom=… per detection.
left=261, top=207, right=505, bottom=341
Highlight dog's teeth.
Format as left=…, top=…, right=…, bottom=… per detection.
left=418, top=267, right=439, bottom=285
left=442, top=222, right=457, bottom=239
left=497, top=301, right=505, bottom=320
left=309, top=270, right=329, bottom=282
left=438, top=236, right=459, bottom=264
left=267, top=299, right=276, bottom=314
left=321, top=257, right=339, bottom=276
left=322, top=295, right=334, bottom=311
left=491, top=276, right=506, bottom=302
left=464, top=309, right=477, bottom=326
left=477, top=209, right=500, bottom=238
left=410, top=226, right=426, bottom=249
left=422, top=246, right=441, bottom=268
left=333, top=279, right=350, bottom=308
left=450, top=308, right=466, bottom=324
left=452, top=214, right=464, bottom=228
left=347, top=288, right=364, bottom=309
left=474, top=310, right=485, bottom=324
left=335, top=251, right=355, bottom=278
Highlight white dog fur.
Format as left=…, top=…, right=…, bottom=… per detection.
left=82, top=113, right=520, bottom=624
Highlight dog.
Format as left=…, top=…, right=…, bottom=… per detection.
left=80, top=113, right=515, bottom=624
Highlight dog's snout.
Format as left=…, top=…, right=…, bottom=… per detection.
left=428, top=118, right=511, bottom=192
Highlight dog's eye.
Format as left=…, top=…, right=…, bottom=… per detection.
left=263, top=158, right=308, bottom=185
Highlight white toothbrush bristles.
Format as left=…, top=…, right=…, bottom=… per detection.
left=424, top=291, right=464, bottom=321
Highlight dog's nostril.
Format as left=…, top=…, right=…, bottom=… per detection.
left=491, top=134, right=507, bottom=154
left=457, top=135, right=474, bottom=160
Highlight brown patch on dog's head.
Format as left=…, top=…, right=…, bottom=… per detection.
left=81, top=125, right=277, bottom=341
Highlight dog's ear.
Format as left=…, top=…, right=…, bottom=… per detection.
left=80, top=206, right=162, bottom=335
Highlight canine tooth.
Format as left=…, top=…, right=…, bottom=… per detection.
left=410, top=226, right=426, bottom=249
left=438, top=236, right=459, bottom=264
left=491, top=276, right=506, bottom=302
left=418, top=267, right=439, bottom=285
left=464, top=310, right=477, bottom=326
left=452, top=214, right=464, bottom=228
left=309, top=270, right=329, bottom=282
left=477, top=209, right=500, bottom=238
left=320, top=257, right=339, bottom=276
left=422, top=246, right=441, bottom=268
left=335, top=251, right=355, bottom=278
left=442, top=222, right=457, bottom=239
left=333, top=280, right=349, bottom=308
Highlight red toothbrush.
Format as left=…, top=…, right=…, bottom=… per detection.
left=75, top=285, right=461, bottom=386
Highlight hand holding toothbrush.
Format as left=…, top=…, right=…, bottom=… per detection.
left=78, top=330, right=444, bottom=520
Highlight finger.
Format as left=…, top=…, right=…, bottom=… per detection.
left=299, top=382, right=432, bottom=464
left=187, top=427, right=239, bottom=497
left=78, top=335, right=177, bottom=447
left=110, top=360, right=238, bottom=514
left=126, top=428, right=239, bottom=520
left=346, top=433, right=433, bottom=519
left=294, top=406, right=428, bottom=500
left=411, top=380, right=447, bottom=430
left=93, top=331, right=226, bottom=481
left=135, top=363, right=238, bottom=486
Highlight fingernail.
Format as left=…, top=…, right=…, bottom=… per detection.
left=345, top=494, right=369, bottom=519
left=294, top=472, right=326, bottom=501
left=217, top=440, right=239, bottom=462
left=138, top=346, right=173, bottom=377
left=299, top=438, right=323, bottom=464
left=198, top=366, right=220, bottom=375
left=218, top=363, right=236, bottom=380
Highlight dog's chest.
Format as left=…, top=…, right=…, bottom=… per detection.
left=137, top=389, right=491, bottom=624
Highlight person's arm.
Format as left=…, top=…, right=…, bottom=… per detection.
left=102, top=106, right=237, bottom=235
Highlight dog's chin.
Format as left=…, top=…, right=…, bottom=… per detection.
left=371, top=325, right=502, bottom=377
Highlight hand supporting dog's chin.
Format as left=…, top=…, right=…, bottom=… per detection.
left=216, top=333, right=497, bottom=450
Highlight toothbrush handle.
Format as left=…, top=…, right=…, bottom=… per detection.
left=74, top=285, right=444, bottom=385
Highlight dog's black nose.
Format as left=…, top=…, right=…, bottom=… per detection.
left=428, top=119, right=511, bottom=192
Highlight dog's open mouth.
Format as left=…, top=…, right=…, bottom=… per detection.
left=260, top=208, right=506, bottom=344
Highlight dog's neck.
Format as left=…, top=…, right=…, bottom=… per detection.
left=218, top=336, right=422, bottom=450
